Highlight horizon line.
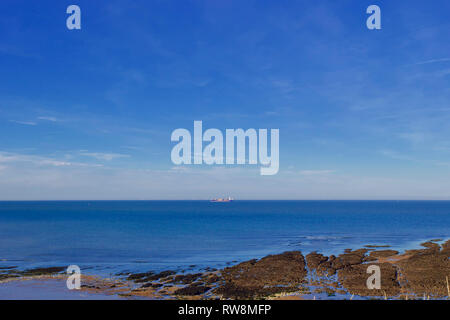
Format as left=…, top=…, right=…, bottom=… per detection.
left=1, top=199, right=450, bottom=202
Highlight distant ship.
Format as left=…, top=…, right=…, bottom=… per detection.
left=210, top=196, right=233, bottom=203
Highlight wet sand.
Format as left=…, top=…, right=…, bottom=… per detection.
left=0, top=278, right=123, bottom=300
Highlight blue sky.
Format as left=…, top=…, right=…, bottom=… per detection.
left=0, top=0, right=449, bottom=200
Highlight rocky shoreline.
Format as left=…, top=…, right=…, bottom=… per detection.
left=1, top=239, right=449, bottom=300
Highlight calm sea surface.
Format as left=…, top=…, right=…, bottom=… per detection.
left=0, top=201, right=449, bottom=275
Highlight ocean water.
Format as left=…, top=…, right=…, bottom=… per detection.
left=0, top=201, right=449, bottom=276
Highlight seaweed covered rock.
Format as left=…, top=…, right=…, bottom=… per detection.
left=127, top=270, right=176, bottom=283
left=332, top=249, right=368, bottom=270
left=215, top=251, right=307, bottom=299
left=174, top=284, right=211, bottom=296
left=21, top=266, right=66, bottom=276
left=365, top=250, right=399, bottom=261
left=307, top=249, right=370, bottom=276
left=306, top=252, right=328, bottom=270
left=338, top=262, right=400, bottom=297
left=396, top=241, right=450, bottom=297
left=306, top=252, right=333, bottom=276
left=172, top=273, right=203, bottom=284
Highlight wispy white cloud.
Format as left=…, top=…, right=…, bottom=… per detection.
left=38, top=116, right=59, bottom=122
left=9, top=120, right=37, bottom=126
left=80, top=152, right=130, bottom=161
left=299, top=170, right=335, bottom=175
left=1, top=162, right=449, bottom=200
left=397, top=132, right=427, bottom=144
left=379, top=150, right=415, bottom=162
left=412, top=58, right=450, bottom=65
left=433, top=161, right=450, bottom=167
left=0, top=152, right=102, bottom=168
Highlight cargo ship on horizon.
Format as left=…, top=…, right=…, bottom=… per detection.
left=210, top=196, right=233, bottom=203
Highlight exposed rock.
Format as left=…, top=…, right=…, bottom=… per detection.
left=441, top=239, right=450, bottom=255
left=365, top=245, right=391, bottom=248
left=306, top=252, right=330, bottom=275
left=396, top=243, right=450, bottom=297
left=338, top=262, right=400, bottom=297
left=140, top=282, right=163, bottom=289
left=365, top=250, right=399, bottom=261
left=332, top=249, right=368, bottom=270
left=306, top=252, right=328, bottom=269
left=149, top=270, right=176, bottom=280
left=0, top=266, right=18, bottom=270
left=306, top=249, right=369, bottom=276
left=174, top=284, right=211, bottom=296
left=172, top=273, right=202, bottom=284
left=2, top=239, right=449, bottom=300
left=201, top=273, right=221, bottom=284
left=420, top=241, right=440, bottom=251
left=126, top=271, right=154, bottom=281
left=203, top=267, right=218, bottom=272
left=126, top=270, right=176, bottom=283
left=215, top=251, right=307, bottom=299
left=21, top=266, right=66, bottom=276
left=0, top=273, right=19, bottom=281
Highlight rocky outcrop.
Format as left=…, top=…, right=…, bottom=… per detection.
left=396, top=241, right=450, bottom=297
left=337, top=262, right=401, bottom=296
left=215, top=251, right=307, bottom=299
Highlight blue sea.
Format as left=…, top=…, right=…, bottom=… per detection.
left=0, top=201, right=449, bottom=276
